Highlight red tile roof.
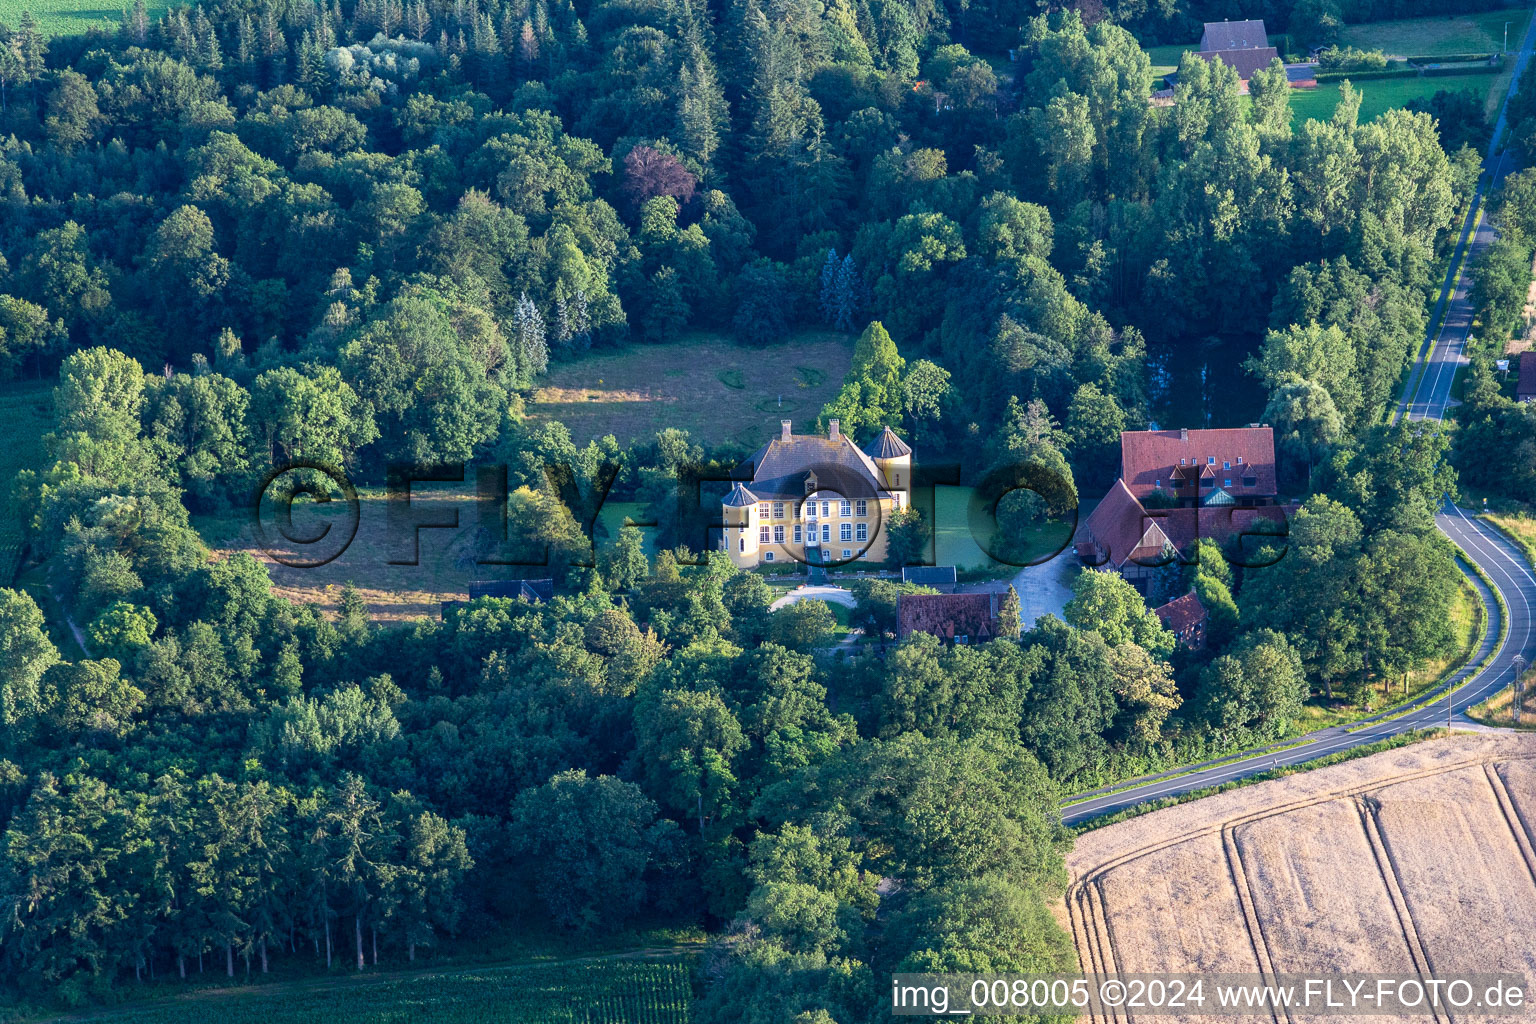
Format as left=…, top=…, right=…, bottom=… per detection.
left=1153, top=591, right=1207, bottom=649
left=1076, top=486, right=1295, bottom=570
left=1119, top=428, right=1277, bottom=502
left=1075, top=479, right=1174, bottom=569
left=1155, top=504, right=1295, bottom=553
left=897, top=593, right=999, bottom=641
left=1518, top=352, right=1536, bottom=402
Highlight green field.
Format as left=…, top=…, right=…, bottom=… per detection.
left=931, top=486, right=1084, bottom=574
left=0, top=381, right=53, bottom=587
left=1339, top=8, right=1531, bottom=57
left=0, top=0, right=172, bottom=37
left=42, top=959, right=694, bottom=1024
left=1287, top=71, right=1504, bottom=124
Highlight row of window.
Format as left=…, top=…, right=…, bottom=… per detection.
left=755, top=522, right=868, bottom=544
left=1179, top=457, right=1245, bottom=469
left=1154, top=476, right=1260, bottom=490
left=757, top=549, right=854, bottom=562
left=753, top=497, right=898, bottom=519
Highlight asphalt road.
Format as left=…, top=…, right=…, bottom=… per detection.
left=1062, top=26, right=1536, bottom=826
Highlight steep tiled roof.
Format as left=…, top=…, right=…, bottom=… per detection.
left=897, top=593, right=999, bottom=640
left=1519, top=351, right=1536, bottom=401
left=723, top=481, right=758, bottom=507
left=1153, top=590, right=1207, bottom=649
left=1119, top=428, right=1277, bottom=501
left=1198, top=47, right=1279, bottom=80
left=864, top=425, right=912, bottom=459
left=1075, top=479, right=1173, bottom=569
left=1200, top=19, right=1269, bottom=51
left=1076, top=487, right=1294, bottom=569
left=1155, top=504, right=1295, bottom=553
left=737, top=432, right=887, bottom=500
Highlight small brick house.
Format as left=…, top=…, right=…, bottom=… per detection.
left=897, top=592, right=1000, bottom=643
left=1153, top=590, right=1208, bottom=650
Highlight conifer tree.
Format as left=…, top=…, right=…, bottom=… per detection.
left=515, top=292, right=548, bottom=378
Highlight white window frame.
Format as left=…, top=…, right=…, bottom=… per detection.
left=821, top=500, right=830, bottom=518
left=856, top=499, right=867, bottom=517
left=774, top=525, right=785, bottom=543
left=773, top=502, right=784, bottom=519
left=793, top=525, right=802, bottom=543
left=764, top=551, right=774, bottom=562
left=842, top=549, right=852, bottom=558
left=759, top=526, right=770, bottom=543
left=840, top=523, right=852, bottom=542
left=856, top=523, right=868, bottom=541
left=840, top=500, right=851, bottom=517
left=757, top=502, right=769, bottom=517
left=821, top=524, right=830, bottom=542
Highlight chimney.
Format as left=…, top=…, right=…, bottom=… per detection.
left=781, top=420, right=792, bottom=441
left=829, top=419, right=840, bottom=441
left=1179, top=427, right=1189, bottom=441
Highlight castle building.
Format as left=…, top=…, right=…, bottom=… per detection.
left=721, top=419, right=910, bottom=568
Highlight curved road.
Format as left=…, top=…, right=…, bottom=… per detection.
left=1064, top=26, right=1536, bottom=825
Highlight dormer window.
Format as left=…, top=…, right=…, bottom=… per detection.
left=1180, top=458, right=1186, bottom=466
left=1207, top=456, right=1215, bottom=465
left=1223, top=461, right=1230, bottom=470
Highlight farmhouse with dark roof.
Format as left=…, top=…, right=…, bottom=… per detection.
left=1196, top=19, right=1280, bottom=82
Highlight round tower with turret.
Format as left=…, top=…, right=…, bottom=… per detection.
left=722, top=481, right=759, bottom=567
left=864, top=425, right=912, bottom=493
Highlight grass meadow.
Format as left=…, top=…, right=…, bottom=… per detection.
left=0, top=0, right=170, bottom=36
left=194, top=487, right=494, bottom=622
left=1338, top=8, right=1531, bottom=56
left=527, top=332, right=854, bottom=448
left=1287, top=71, right=1509, bottom=125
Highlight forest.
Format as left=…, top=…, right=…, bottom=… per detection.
left=0, top=0, right=1510, bottom=1016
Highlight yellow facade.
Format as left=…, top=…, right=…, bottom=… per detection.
left=721, top=426, right=911, bottom=570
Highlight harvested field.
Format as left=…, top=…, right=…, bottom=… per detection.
left=1064, top=734, right=1536, bottom=1024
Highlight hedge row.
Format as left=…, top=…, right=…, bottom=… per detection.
left=1314, top=64, right=1500, bottom=82
left=1404, top=52, right=1498, bottom=62
left=1315, top=67, right=1422, bottom=81
left=1423, top=62, right=1501, bottom=76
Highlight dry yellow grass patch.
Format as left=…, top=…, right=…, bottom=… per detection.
left=1064, top=734, right=1536, bottom=1024
left=198, top=489, right=533, bottom=623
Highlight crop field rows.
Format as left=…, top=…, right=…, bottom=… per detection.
left=1066, top=735, right=1536, bottom=1024
left=70, top=959, right=694, bottom=1024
